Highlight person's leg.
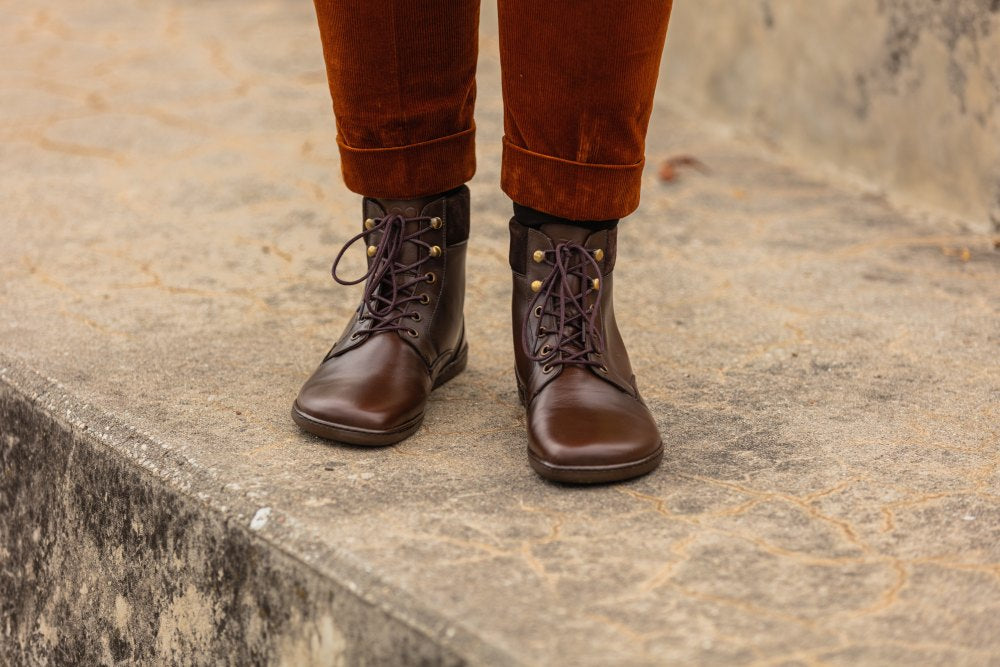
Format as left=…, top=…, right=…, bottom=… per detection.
left=294, top=1, right=478, bottom=445
left=498, top=0, right=674, bottom=482
left=313, top=0, right=480, bottom=198
left=498, top=0, right=672, bottom=221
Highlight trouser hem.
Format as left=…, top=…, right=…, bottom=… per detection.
left=338, top=125, right=476, bottom=199
left=500, top=136, right=644, bottom=220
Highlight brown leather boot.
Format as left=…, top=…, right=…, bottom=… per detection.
left=292, top=186, right=470, bottom=445
left=509, top=219, right=663, bottom=483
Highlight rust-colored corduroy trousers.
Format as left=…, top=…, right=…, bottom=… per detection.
left=312, top=0, right=673, bottom=220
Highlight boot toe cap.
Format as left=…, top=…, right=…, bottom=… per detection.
left=294, top=377, right=423, bottom=433
left=526, top=374, right=662, bottom=470
left=293, top=337, right=433, bottom=437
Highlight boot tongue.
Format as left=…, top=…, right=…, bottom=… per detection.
left=371, top=195, right=439, bottom=267
left=537, top=222, right=597, bottom=297
left=538, top=222, right=594, bottom=246
left=374, top=194, right=440, bottom=216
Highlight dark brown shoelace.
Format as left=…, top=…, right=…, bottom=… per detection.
left=331, top=213, right=437, bottom=337
left=524, top=241, right=606, bottom=369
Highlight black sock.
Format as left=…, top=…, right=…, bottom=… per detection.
left=512, top=203, right=619, bottom=230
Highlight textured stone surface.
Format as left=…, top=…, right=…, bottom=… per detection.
left=661, top=0, right=1000, bottom=230
left=0, top=366, right=483, bottom=666
left=2, top=0, right=1000, bottom=664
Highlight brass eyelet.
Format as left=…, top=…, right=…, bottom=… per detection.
left=425, top=272, right=436, bottom=284
left=410, top=312, right=421, bottom=322
left=364, top=218, right=375, bottom=230
left=540, top=345, right=552, bottom=356
left=532, top=249, right=545, bottom=263
left=533, top=305, right=543, bottom=317
left=367, top=245, right=377, bottom=257
left=419, top=294, right=431, bottom=305
left=407, top=328, right=419, bottom=338
left=530, top=280, right=542, bottom=293
left=593, top=248, right=605, bottom=261
left=542, top=363, right=554, bottom=374
left=429, top=245, right=442, bottom=258
left=599, top=365, right=609, bottom=373
left=591, top=278, right=600, bottom=290
left=430, top=217, right=443, bottom=229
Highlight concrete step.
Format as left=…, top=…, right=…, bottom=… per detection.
left=2, top=0, right=999, bottom=664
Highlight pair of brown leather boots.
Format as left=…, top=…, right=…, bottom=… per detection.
left=292, top=186, right=662, bottom=483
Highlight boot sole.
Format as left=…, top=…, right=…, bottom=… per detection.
left=291, top=343, right=468, bottom=446
left=527, top=445, right=663, bottom=484
left=517, top=376, right=663, bottom=484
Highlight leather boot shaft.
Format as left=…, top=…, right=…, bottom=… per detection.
left=509, top=219, right=635, bottom=402
left=327, top=186, right=469, bottom=367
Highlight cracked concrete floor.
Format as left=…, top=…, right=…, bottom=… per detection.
left=2, top=0, right=1000, bottom=664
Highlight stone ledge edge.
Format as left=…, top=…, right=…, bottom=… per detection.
left=0, top=352, right=513, bottom=665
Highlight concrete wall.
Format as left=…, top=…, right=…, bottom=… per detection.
left=659, top=0, right=1000, bottom=230
left=0, top=360, right=476, bottom=666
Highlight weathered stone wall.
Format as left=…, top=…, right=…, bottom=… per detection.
left=0, top=363, right=472, bottom=666
left=659, top=0, right=1000, bottom=230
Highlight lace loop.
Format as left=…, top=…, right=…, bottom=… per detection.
left=331, top=213, right=436, bottom=336
left=523, top=242, right=605, bottom=368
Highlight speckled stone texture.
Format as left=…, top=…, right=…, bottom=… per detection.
left=0, top=368, right=480, bottom=666
left=1, top=0, right=999, bottom=665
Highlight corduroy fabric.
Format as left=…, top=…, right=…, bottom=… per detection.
left=312, top=0, right=480, bottom=198
left=313, top=0, right=673, bottom=219
left=498, top=0, right=673, bottom=219
left=337, top=126, right=477, bottom=200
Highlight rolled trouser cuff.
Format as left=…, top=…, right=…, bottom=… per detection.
left=337, top=124, right=476, bottom=199
left=500, top=136, right=645, bottom=220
